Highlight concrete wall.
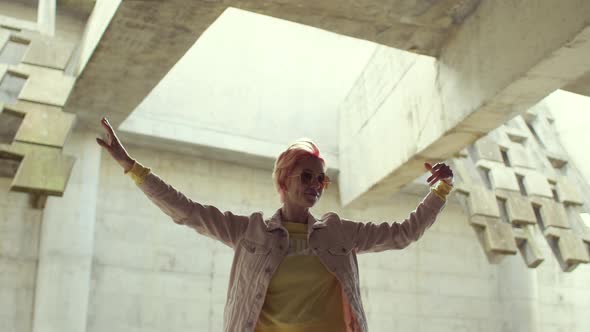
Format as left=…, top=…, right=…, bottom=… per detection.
left=0, top=177, right=41, bottom=332
left=2, top=135, right=590, bottom=331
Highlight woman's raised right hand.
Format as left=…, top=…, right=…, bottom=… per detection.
left=96, top=117, right=135, bottom=172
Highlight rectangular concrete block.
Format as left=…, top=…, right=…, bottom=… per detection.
left=472, top=135, right=503, bottom=163
left=507, top=143, right=535, bottom=169
left=544, top=227, right=590, bottom=268
left=531, top=197, right=571, bottom=229
left=11, top=101, right=75, bottom=148
left=555, top=176, right=584, bottom=206
left=495, top=189, right=536, bottom=226
left=490, top=166, right=520, bottom=191
left=466, top=187, right=501, bottom=217
left=22, top=36, right=74, bottom=70
left=522, top=170, right=553, bottom=198
left=513, top=226, right=544, bottom=268
left=483, top=217, right=518, bottom=255
left=12, top=63, right=75, bottom=107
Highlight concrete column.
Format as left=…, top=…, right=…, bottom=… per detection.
left=37, top=0, right=56, bottom=36
left=32, top=129, right=100, bottom=332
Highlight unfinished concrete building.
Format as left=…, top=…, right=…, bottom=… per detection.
left=1, top=0, right=590, bottom=331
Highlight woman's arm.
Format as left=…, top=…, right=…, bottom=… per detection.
left=345, top=163, right=454, bottom=254
left=97, top=116, right=247, bottom=248
left=346, top=182, right=449, bottom=254
left=127, top=161, right=248, bottom=248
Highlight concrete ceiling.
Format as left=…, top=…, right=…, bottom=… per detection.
left=563, top=70, right=590, bottom=97
left=64, top=0, right=482, bottom=133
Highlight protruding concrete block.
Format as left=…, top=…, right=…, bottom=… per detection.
left=489, top=166, right=520, bottom=191
left=555, top=176, right=584, bottom=206
left=544, top=226, right=590, bottom=271
left=513, top=226, right=544, bottom=268
left=495, top=189, right=536, bottom=226
left=11, top=64, right=75, bottom=107
left=531, top=196, right=570, bottom=229
left=522, top=171, right=553, bottom=198
left=504, top=127, right=529, bottom=144
left=3, top=142, right=75, bottom=197
left=471, top=135, right=503, bottom=163
left=484, top=218, right=518, bottom=254
left=9, top=101, right=75, bottom=148
left=506, top=143, right=535, bottom=169
left=545, top=150, right=568, bottom=169
left=466, top=187, right=500, bottom=218
left=22, top=36, right=74, bottom=70
left=472, top=215, right=518, bottom=263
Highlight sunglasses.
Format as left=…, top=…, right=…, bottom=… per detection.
left=289, top=170, right=331, bottom=189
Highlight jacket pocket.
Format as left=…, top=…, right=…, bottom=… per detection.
left=240, top=239, right=271, bottom=255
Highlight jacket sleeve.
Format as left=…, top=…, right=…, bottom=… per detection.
left=136, top=171, right=248, bottom=248
left=346, top=191, right=446, bottom=254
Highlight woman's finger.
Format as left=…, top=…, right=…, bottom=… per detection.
left=96, top=137, right=111, bottom=152
left=427, top=168, right=446, bottom=182
left=432, top=163, right=445, bottom=172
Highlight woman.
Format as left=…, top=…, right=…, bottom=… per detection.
left=96, top=116, right=453, bottom=332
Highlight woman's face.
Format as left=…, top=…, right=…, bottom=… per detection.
left=283, top=157, right=326, bottom=208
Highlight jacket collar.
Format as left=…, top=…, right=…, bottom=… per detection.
left=266, top=208, right=327, bottom=232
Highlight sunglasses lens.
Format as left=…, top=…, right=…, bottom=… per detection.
left=300, top=172, right=313, bottom=184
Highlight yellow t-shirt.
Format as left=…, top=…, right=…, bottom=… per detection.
left=255, top=222, right=345, bottom=332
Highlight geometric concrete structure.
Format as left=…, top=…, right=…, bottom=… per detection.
left=450, top=103, right=590, bottom=271
left=0, top=26, right=77, bottom=208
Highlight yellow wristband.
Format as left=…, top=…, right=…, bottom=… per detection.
left=125, top=160, right=151, bottom=185
left=431, top=180, right=453, bottom=200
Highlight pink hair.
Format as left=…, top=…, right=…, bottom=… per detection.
left=272, top=138, right=326, bottom=203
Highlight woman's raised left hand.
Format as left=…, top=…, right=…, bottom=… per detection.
left=424, top=162, right=453, bottom=187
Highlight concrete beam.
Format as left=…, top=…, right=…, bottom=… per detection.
left=339, top=0, right=590, bottom=206
left=562, top=71, right=590, bottom=97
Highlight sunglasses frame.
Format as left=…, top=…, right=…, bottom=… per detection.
left=288, top=171, right=331, bottom=190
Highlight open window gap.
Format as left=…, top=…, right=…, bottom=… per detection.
left=0, top=71, right=28, bottom=104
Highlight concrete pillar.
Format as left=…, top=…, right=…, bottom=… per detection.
left=31, top=129, right=100, bottom=332
left=37, top=0, right=56, bottom=36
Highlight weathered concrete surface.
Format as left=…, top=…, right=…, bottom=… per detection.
left=65, top=0, right=481, bottom=132
left=31, top=129, right=100, bottom=332
left=563, top=71, right=590, bottom=97
left=339, top=0, right=590, bottom=206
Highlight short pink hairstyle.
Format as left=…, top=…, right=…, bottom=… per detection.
left=273, top=138, right=326, bottom=203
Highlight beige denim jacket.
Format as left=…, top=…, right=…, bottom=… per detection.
left=130, top=164, right=448, bottom=332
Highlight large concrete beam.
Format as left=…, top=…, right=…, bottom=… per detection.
left=339, top=0, right=590, bottom=206
left=64, top=0, right=481, bottom=132
left=562, top=71, right=590, bottom=97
